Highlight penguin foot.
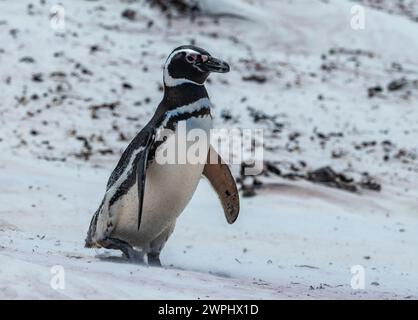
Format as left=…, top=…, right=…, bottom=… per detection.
left=124, top=250, right=145, bottom=264
left=148, top=253, right=162, bottom=267
left=100, top=237, right=144, bottom=264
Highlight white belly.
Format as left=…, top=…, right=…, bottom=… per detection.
left=112, top=115, right=212, bottom=247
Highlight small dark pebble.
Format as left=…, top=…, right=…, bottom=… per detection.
left=121, top=9, right=136, bottom=21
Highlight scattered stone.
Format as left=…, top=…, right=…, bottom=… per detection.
left=90, top=45, right=100, bottom=54
left=89, top=102, right=120, bottom=119
left=98, top=149, right=114, bottom=155
left=146, top=0, right=200, bottom=16
left=295, top=265, right=319, bottom=269
left=243, top=161, right=382, bottom=195
left=388, top=78, right=408, bottom=91
left=122, top=82, right=133, bottom=90
left=368, top=86, right=383, bottom=98
left=242, top=75, right=267, bottom=84
left=121, top=9, right=136, bottom=21
left=307, top=166, right=357, bottom=192
left=74, top=136, right=93, bottom=160
left=32, top=73, right=43, bottom=82
left=360, top=173, right=382, bottom=191
left=19, top=56, right=35, bottom=63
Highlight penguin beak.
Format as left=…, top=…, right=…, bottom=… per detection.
left=200, top=56, right=230, bottom=73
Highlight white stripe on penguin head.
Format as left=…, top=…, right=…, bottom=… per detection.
left=163, top=48, right=206, bottom=87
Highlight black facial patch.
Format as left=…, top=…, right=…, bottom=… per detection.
left=167, top=51, right=209, bottom=84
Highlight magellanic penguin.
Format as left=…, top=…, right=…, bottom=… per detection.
left=85, top=45, right=240, bottom=266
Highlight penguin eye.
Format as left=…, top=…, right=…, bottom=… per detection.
left=185, top=53, right=198, bottom=63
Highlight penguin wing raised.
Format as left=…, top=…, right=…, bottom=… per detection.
left=203, top=146, right=240, bottom=224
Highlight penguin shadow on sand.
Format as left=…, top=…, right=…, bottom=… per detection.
left=94, top=250, right=147, bottom=265
left=95, top=252, right=131, bottom=264
left=94, top=251, right=233, bottom=278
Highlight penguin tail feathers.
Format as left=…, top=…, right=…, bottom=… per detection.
left=84, top=238, right=94, bottom=248
left=85, top=205, right=103, bottom=248
left=85, top=236, right=102, bottom=248
left=84, top=233, right=95, bottom=248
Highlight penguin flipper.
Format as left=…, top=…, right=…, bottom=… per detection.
left=203, top=146, right=240, bottom=224
left=136, top=129, right=156, bottom=230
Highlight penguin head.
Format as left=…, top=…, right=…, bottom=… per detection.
left=163, top=45, right=230, bottom=87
